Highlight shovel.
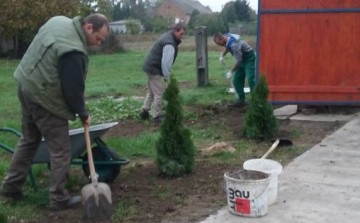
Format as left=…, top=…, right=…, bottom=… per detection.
left=81, top=124, right=112, bottom=219
left=243, top=139, right=291, bottom=205
left=261, top=138, right=293, bottom=159
left=221, top=60, right=239, bottom=99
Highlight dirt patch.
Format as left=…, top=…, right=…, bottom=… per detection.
left=104, top=119, right=151, bottom=138
left=19, top=104, right=345, bottom=223
left=178, top=80, right=198, bottom=89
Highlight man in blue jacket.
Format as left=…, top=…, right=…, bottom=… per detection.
left=214, top=32, right=256, bottom=107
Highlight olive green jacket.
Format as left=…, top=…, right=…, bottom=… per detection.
left=14, top=16, right=88, bottom=120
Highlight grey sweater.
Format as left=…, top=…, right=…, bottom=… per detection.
left=228, top=39, right=252, bottom=64
left=142, top=31, right=181, bottom=76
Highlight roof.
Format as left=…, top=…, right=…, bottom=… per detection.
left=172, top=0, right=212, bottom=14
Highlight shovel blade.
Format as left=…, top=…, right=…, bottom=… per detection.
left=82, top=183, right=112, bottom=220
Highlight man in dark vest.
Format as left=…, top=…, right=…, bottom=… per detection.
left=0, top=13, right=109, bottom=211
left=140, top=23, right=186, bottom=124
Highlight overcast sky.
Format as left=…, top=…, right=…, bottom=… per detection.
left=197, top=0, right=258, bottom=12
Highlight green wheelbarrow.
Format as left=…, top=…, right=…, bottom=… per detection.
left=0, top=122, right=129, bottom=192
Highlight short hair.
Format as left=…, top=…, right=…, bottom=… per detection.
left=83, top=13, right=109, bottom=32
left=213, top=32, right=223, bottom=42
left=172, top=22, right=186, bottom=32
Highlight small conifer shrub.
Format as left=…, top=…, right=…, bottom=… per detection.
left=155, top=75, right=196, bottom=177
left=243, top=75, right=279, bottom=140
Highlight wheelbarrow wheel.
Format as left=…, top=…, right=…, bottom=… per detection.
left=82, top=146, right=121, bottom=183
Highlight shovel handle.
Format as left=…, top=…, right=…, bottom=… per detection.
left=84, top=125, right=96, bottom=179
left=228, top=79, right=239, bottom=99
left=221, top=60, right=228, bottom=70
left=261, top=139, right=280, bottom=159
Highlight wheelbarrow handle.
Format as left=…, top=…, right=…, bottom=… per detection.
left=84, top=124, right=98, bottom=185
left=0, top=127, right=22, bottom=137
left=0, top=127, right=22, bottom=154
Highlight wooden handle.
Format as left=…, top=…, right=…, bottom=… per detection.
left=84, top=125, right=96, bottom=181
left=261, top=139, right=280, bottom=159
left=229, top=80, right=239, bottom=98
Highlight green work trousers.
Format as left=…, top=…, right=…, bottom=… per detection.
left=232, top=50, right=256, bottom=103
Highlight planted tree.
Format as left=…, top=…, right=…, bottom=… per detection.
left=0, top=0, right=79, bottom=58
left=155, top=75, right=196, bottom=177
left=243, top=75, right=279, bottom=140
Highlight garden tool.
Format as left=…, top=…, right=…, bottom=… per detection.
left=261, top=138, right=293, bottom=159
left=81, top=124, right=112, bottom=219
left=221, top=60, right=238, bottom=98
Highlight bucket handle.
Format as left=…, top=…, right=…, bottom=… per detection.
left=252, top=183, right=269, bottom=200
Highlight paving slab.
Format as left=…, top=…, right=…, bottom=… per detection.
left=273, top=105, right=298, bottom=120
left=199, top=115, right=360, bottom=223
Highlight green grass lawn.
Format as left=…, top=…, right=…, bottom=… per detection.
left=0, top=50, right=238, bottom=128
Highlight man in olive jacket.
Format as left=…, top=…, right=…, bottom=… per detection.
left=140, top=23, right=186, bottom=124
left=0, top=13, right=109, bottom=211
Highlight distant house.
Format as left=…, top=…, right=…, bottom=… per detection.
left=154, top=0, right=212, bottom=24
left=109, top=20, right=142, bottom=33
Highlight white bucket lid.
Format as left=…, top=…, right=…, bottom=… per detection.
left=243, top=159, right=283, bottom=175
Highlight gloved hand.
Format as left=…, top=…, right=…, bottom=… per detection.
left=219, top=55, right=224, bottom=63
left=226, top=71, right=232, bottom=79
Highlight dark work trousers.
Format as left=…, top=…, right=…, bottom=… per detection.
left=1, top=85, right=72, bottom=206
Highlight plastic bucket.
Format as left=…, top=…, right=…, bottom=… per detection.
left=224, top=170, right=270, bottom=217
left=243, top=159, right=283, bottom=205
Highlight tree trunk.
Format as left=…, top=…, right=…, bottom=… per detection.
left=13, top=35, right=19, bottom=58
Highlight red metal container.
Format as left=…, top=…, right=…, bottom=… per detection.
left=257, top=0, right=360, bottom=105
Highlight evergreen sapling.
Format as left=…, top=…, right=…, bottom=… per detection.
left=242, top=75, right=279, bottom=140
left=155, top=75, right=196, bottom=177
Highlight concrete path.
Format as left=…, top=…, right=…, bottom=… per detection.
left=200, top=114, right=360, bottom=223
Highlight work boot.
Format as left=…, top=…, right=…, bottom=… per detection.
left=227, top=101, right=249, bottom=109
left=139, top=109, right=150, bottom=120
left=153, top=115, right=163, bottom=125
left=0, top=189, right=24, bottom=201
left=49, top=196, right=82, bottom=211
